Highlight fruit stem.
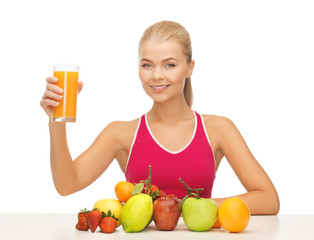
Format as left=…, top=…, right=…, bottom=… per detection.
left=178, top=178, right=204, bottom=199
left=142, top=165, right=152, bottom=194
left=146, top=165, right=152, bottom=194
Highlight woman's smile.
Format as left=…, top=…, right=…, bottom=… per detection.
left=150, top=84, right=171, bottom=93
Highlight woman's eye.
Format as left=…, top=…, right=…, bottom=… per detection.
left=141, top=63, right=152, bottom=68
left=166, top=64, right=176, bottom=68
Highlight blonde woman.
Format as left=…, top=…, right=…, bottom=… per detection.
left=40, top=21, right=279, bottom=215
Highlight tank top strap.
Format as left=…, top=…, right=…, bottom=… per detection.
left=194, top=111, right=212, bottom=147
left=134, top=114, right=151, bottom=144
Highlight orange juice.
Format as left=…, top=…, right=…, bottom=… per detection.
left=52, top=65, right=79, bottom=122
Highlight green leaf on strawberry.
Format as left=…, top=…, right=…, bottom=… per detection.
left=102, top=210, right=118, bottom=221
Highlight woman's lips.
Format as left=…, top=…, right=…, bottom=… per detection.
left=150, top=84, right=170, bottom=93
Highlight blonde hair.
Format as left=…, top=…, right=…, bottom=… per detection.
left=138, top=20, right=193, bottom=108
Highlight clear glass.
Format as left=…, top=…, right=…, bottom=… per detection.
left=52, top=65, right=79, bottom=122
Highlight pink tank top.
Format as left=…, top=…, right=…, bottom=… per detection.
left=125, top=111, right=216, bottom=199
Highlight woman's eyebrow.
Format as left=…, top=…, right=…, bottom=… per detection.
left=162, top=57, right=179, bottom=62
left=140, top=58, right=153, bottom=62
left=140, top=57, right=179, bottom=62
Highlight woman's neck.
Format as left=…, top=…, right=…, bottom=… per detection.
left=147, top=95, right=194, bottom=123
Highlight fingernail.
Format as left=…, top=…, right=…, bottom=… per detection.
left=58, top=95, right=63, bottom=99
left=53, top=77, right=58, bottom=82
left=58, top=88, right=63, bottom=93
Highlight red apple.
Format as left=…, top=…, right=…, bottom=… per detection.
left=153, top=195, right=182, bottom=231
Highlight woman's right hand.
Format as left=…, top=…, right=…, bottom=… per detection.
left=40, top=76, right=83, bottom=118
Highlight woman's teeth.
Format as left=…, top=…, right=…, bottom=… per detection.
left=152, top=85, right=167, bottom=90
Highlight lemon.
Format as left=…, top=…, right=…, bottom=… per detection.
left=93, top=199, right=124, bottom=227
left=120, top=194, right=153, bottom=232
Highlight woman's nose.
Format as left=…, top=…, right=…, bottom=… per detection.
left=152, top=67, right=164, bottom=81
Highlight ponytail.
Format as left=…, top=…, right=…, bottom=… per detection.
left=184, top=77, right=193, bottom=108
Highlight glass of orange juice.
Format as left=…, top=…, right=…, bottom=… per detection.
left=52, top=65, right=79, bottom=122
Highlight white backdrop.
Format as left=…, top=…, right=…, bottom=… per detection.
left=0, top=0, right=313, bottom=214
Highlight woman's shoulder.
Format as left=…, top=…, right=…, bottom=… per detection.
left=200, top=114, right=239, bottom=152
left=96, top=117, right=140, bottom=149
left=200, top=114, right=236, bottom=132
left=201, top=114, right=233, bottom=124
left=105, top=117, right=140, bottom=134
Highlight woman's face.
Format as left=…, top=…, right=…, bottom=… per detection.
left=139, top=40, right=194, bottom=104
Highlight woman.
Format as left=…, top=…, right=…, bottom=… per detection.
left=40, top=20, right=279, bottom=215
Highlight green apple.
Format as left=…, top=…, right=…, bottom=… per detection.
left=182, top=197, right=218, bottom=231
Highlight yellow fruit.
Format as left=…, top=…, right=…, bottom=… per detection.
left=93, top=199, right=124, bottom=227
left=120, top=194, right=153, bottom=232
left=218, top=197, right=250, bottom=232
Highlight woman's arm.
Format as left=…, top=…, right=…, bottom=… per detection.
left=41, top=77, right=127, bottom=196
left=49, top=121, right=123, bottom=196
left=207, top=116, right=280, bottom=215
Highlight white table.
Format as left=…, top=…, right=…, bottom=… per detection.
left=0, top=213, right=313, bottom=240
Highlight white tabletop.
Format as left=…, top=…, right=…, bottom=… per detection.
left=0, top=213, right=313, bottom=240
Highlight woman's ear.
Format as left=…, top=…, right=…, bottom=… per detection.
left=187, top=60, right=195, bottom=78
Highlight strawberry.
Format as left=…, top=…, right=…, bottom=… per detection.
left=77, top=208, right=89, bottom=220
left=158, top=190, right=167, bottom=198
left=150, top=184, right=159, bottom=192
left=86, top=209, right=102, bottom=233
left=75, top=208, right=89, bottom=231
left=142, top=184, right=159, bottom=194
left=75, top=216, right=89, bottom=231
left=99, top=210, right=118, bottom=234
left=99, top=217, right=117, bottom=233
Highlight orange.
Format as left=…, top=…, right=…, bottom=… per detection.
left=218, top=197, right=250, bottom=232
left=212, top=217, right=221, bottom=228
left=115, top=181, right=135, bottom=203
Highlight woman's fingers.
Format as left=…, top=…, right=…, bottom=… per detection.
left=78, top=81, right=83, bottom=94
left=46, top=77, right=82, bottom=94
left=46, top=82, right=63, bottom=94
left=46, top=76, right=63, bottom=94
left=46, top=76, right=57, bottom=83
left=41, top=77, right=83, bottom=118
left=40, top=98, right=59, bottom=108
left=43, top=88, right=63, bottom=101
left=41, top=76, right=62, bottom=117
left=40, top=98, right=58, bottom=116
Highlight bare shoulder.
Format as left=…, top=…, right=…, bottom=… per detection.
left=99, top=118, right=140, bottom=148
left=106, top=118, right=140, bottom=131
left=201, top=114, right=236, bottom=131
left=103, top=118, right=140, bottom=138
left=201, top=114, right=239, bottom=149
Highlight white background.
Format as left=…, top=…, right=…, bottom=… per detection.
left=0, top=0, right=313, bottom=214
